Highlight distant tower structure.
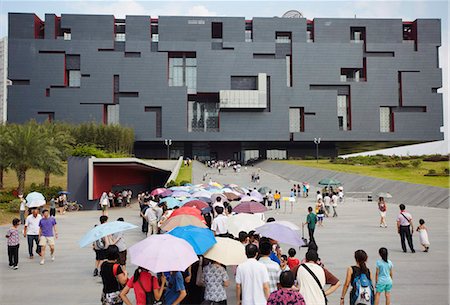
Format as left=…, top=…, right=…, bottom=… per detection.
left=282, top=10, right=304, bottom=18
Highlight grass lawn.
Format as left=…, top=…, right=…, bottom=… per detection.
left=175, top=163, right=192, bottom=184
left=279, top=159, right=450, bottom=188
left=0, top=210, right=18, bottom=226
left=2, top=163, right=68, bottom=191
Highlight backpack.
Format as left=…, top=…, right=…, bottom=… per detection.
left=351, top=268, right=374, bottom=305
left=95, top=237, right=106, bottom=250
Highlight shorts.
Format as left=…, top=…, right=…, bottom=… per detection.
left=101, top=205, right=107, bottom=211
left=376, top=282, right=392, bottom=293
left=95, top=249, right=108, bottom=260
left=379, top=211, right=386, bottom=217
left=317, top=215, right=324, bottom=221
left=39, top=236, right=55, bottom=246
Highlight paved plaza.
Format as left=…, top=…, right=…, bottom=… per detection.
left=0, top=161, right=448, bottom=305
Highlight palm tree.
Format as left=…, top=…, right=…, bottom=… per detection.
left=3, top=122, right=53, bottom=194
left=0, top=125, right=9, bottom=189
left=39, top=122, right=73, bottom=187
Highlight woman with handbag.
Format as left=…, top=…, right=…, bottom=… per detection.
left=100, top=245, right=128, bottom=305
left=201, top=259, right=229, bottom=305
left=120, top=266, right=166, bottom=305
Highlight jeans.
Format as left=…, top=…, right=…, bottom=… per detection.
left=8, top=245, right=19, bottom=266
left=332, top=206, right=338, bottom=217
left=148, top=220, right=158, bottom=235
left=275, top=200, right=280, bottom=209
left=399, top=225, right=415, bottom=252
left=50, top=208, right=56, bottom=217
left=27, top=235, right=41, bottom=257
left=20, top=211, right=25, bottom=225
left=308, top=227, right=315, bottom=243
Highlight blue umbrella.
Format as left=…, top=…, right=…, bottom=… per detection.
left=58, top=191, right=71, bottom=195
left=160, top=197, right=182, bottom=209
left=168, top=225, right=216, bottom=255
left=79, top=221, right=138, bottom=248
left=25, top=192, right=46, bottom=208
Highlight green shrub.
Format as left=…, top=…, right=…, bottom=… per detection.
left=166, top=180, right=178, bottom=187
left=4, top=199, right=20, bottom=213
left=303, top=155, right=315, bottom=160
left=444, top=168, right=449, bottom=175
left=425, top=169, right=437, bottom=176
left=385, top=162, right=409, bottom=168
left=0, top=192, right=17, bottom=204
left=26, top=183, right=63, bottom=200
left=178, top=180, right=191, bottom=186
left=71, top=144, right=130, bottom=158
left=423, top=155, right=449, bottom=162
left=410, top=160, right=422, bottom=168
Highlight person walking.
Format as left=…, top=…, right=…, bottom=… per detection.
left=38, top=209, right=58, bottom=265
left=202, top=259, right=229, bottom=305
left=274, top=191, right=281, bottom=210
left=267, top=271, right=306, bottom=305
left=374, top=247, right=393, bottom=305
left=303, top=207, right=317, bottom=244
left=6, top=218, right=20, bottom=269
left=24, top=208, right=42, bottom=260
left=100, top=245, right=128, bottom=305
left=93, top=216, right=112, bottom=276
left=378, top=197, right=387, bottom=228
left=100, top=192, right=110, bottom=216
left=296, top=249, right=340, bottom=305
left=396, top=204, right=415, bottom=253
left=236, top=244, right=270, bottom=305
left=120, top=266, right=166, bottom=305
left=340, top=249, right=374, bottom=305
left=211, top=206, right=229, bottom=237
left=49, top=196, right=57, bottom=217
left=323, top=193, right=331, bottom=217
left=258, top=241, right=281, bottom=293
left=19, top=195, right=26, bottom=225
left=112, top=217, right=128, bottom=266
left=416, top=219, right=430, bottom=252
left=316, top=199, right=325, bottom=227
left=267, top=191, right=274, bottom=210
left=144, top=203, right=159, bottom=236
left=164, top=271, right=187, bottom=305
left=331, top=193, right=338, bottom=217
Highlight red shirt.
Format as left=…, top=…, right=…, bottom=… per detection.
left=127, top=272, right=160, bottom=305
left=288, top=257, right=300, bottom=269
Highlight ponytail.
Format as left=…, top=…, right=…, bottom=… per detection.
left=355, top=250, right=369, bottom=274
left=133, top=267, right=142, bottom=283
left=379, top=247, right=388, bottom=263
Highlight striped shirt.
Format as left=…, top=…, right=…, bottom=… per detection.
left=259, top=256, right=281, bottom=293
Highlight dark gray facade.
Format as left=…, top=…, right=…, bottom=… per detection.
left=8, top=13, right=443, bottom=160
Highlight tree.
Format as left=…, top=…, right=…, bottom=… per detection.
left=0, top=125, right=9, bottom=189
left=3, top=122, right=54, bottom=194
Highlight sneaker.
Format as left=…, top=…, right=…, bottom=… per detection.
left=9, top=265, right=13, bottom=269
left=93, top=268, right=98, bottom=277
left=40, top=259, right=45, bottom=265
left=51, top=255, right=55, bottom=261
left=412, top=250, right=416, bottom=253
left=29, top=255, right=34, bottom=259
left=13, top=266, right=18, bottom=270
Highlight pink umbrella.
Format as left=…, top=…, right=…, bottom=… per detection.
left=151, top=188, right=167, bottom=196
left=160, top=189, right=173, bottom=197
left=128, top=234, right=198, bottom=273
left=241, top=195, right=262, bottom=202
left=183, top=200, right=209, bottom=210
left=233, top=201, right=268, bottom=214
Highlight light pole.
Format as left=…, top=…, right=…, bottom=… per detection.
left=164, top=139, right=172, bottom=160
left=314, top=138, right=321, bottom=163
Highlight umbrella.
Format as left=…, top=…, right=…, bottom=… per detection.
left=377, top=192, right=392, bottom=199
left=161, top=215, right=207, bottom=231
left=318, top=178, right=342, bottom=186
left=209, top=182, right=223, bottom=188
left=160, top=197, right=182, bottom=209
left=151, top=188, right=167, bottom=196
left=129, top=234, right=198, bottom=273
left=192, top=190, right=212, bottom=198
left=204, top=237, right=247, bottom=266
left=172, top=191, right=192, bottom=198
left=240, top=195, right=262, bottom=202
left=255, top=222, right=305, bottom=247
left=250, top=190, right=264, bottom=201
left=159, top=190, right=173, bottom=197
left=79, top=221, right=138, bottom=248
left=233, top=201, right=268, bottom=214
left=228, top=201, right=241, bottom=208
left=227, top=214, right=265, bottom=237
left=25, top=192, right=46, bottom=208
left=201, top=206, right=212, bottom=214
left=224, top=192, right=240, bottom=201
left=58, top=191, right=70, bottom=195
left=211, top=193, right=227, bottom=202
left=169, top=186, right=190, bottom=191
left=183, top=200, right=209, bottom=210
left=168, top=225, right=216, bottom=255
left=198, top=196, right=212, bottom=203
left=169, top=207, right=205, bottom=222
left=258, top=187, right=271, bottom=194
left=274, top=220, right=301, bottom=231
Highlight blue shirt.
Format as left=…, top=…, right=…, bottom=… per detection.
left=269, top=251, right=281, bottom=265
left=164, top=271, right=185, bottom=305
left=376, top=259, right=393, bottom=285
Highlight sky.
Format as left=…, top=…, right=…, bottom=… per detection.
left=0, top=0, right=448, bottom=151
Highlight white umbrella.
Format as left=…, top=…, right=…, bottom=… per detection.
left=25, top=192, right=46, bottom=208
left=227, top=213, right=265, bottom=236
left=204, top=237, right=247, bottom=266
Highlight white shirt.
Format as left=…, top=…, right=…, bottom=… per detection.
left=397, top=211, right=412, bottom=226
left=211, top=214, right=228, bottom=235
left=20, top=199, right=26, bottom=211
left=212, top=201, right=225, bottom=216
left=331, top=195, right=338, bottom=207
left=236, top=258, right=270, bottom=305
left=296, top=262, right=327, bottom=305
left=316, top=193, right=323, bottom=201
left=25, top=214, right=42, bottom=235
left=338, top=191, right=344, bottom=198
left=323, top=196, right=331, bottom=207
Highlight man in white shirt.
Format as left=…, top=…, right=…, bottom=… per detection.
left=144, top=204, right=159, bottom=236
left=211, top=206, right=228, bottom=237
left=236, top=244, right=270, bottom=305
left=258, top=241, right=281, bottom=293
left=19, top=194, right=26, bottom=224
left=331, top=193, right=338, bottom=217
left=316, top=190, right=323, bottom=202
left=212, top=197, right=225, bottom=217
left=296, top=250, right=340, bottom=305
left=323, top=193, right=331, bottom=217
left=396, top=204, right=415, bottom=253
left=24, top=208, right=42, bottom=259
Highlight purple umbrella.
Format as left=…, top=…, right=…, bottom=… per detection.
left=159, top=189, right=173, bottom=197
left=255, top=222, right=306, bottom=247
left=233, top=201, right=268, bottom=214
left=172, top=191, right=192, bottom=198
left=128, top=234, right=198, bottom=273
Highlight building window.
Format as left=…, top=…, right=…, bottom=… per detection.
left=107, top=104, right=120, bottom=125
left=337, top=95, right=349, bottom=130
left=289, top=108, right=301, bottom=132
left=350, top=27, right=365, bottom=43
left=115, top=33, right=126, bottom=42
left=276, top=32, right=291, bottom=43
left=286, top=55, right=292, bottom=87
left=211, top=22, right=223, bottom=39
left=151, top=34, right=159, bottom=42
left=168, top=53, right=197, bottom=94
left=380, top=107, right=393, bottom=132
left=68, top=70, right=81, bottom=87
left=340, top=68, right=363, bottom=82
left=245, top=21, right=253, bottom=42
left=231, top=76, right=257, bottom=90
left=307, top=21, right=314, bottom=42
left=402, top=23, right=414, bottom=40
left=188, top=101, right=219, bottom=132
left=63, top=31, right=71, bottom=41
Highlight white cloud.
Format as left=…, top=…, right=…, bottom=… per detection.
left=67, top=0, right=151, bottom=18
left=186, top=5, right=217, bottom=17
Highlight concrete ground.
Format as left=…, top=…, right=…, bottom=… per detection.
left=0, top=161, right=448, bottom=305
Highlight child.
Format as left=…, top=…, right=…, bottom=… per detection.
left=5, top=218, right=20, bottom=269
left=416, top=219, right=430, bottom=252
left=287, top=248, right=300, bottom=269
left=374, top=247, right=393, bottom=305
left=280, top=255, right=290, bottom=271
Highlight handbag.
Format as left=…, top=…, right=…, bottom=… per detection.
left=301, top=264, right=328, bottom=305
left=137, top=275, right=163, bottom=305
left=102, top=291, right=122, bottom=305
left=196, top=257, right=205, bottom=287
